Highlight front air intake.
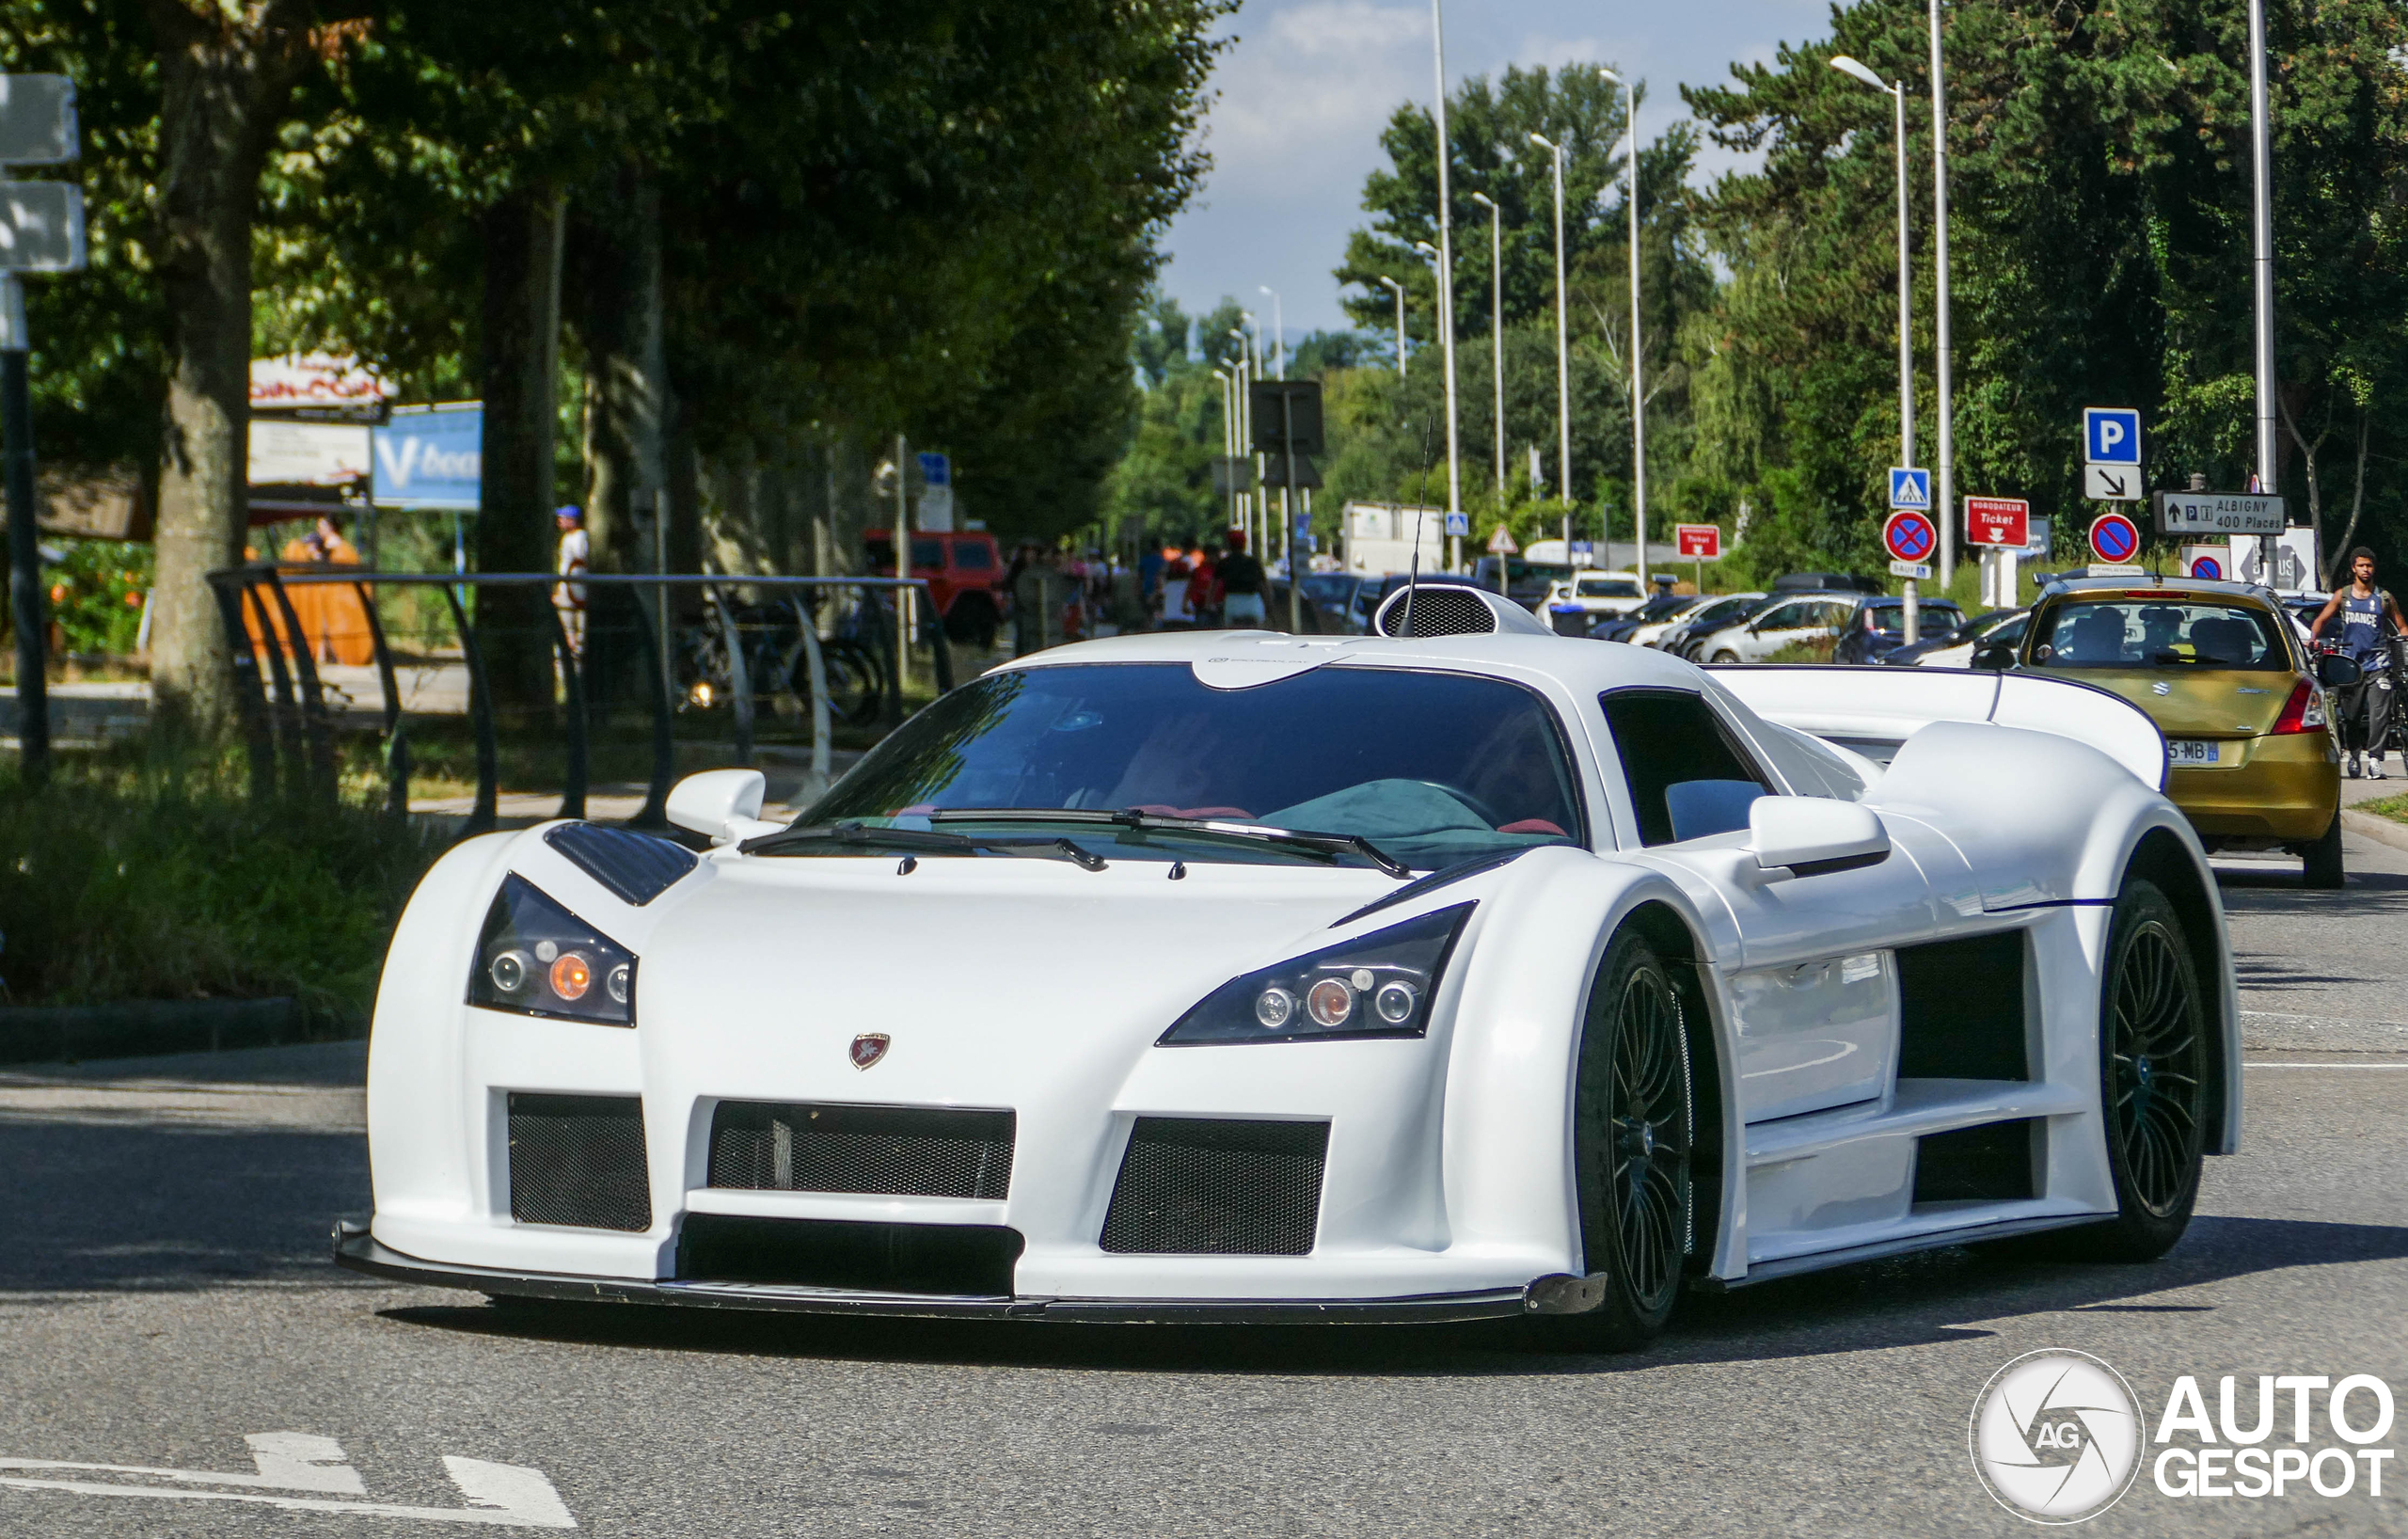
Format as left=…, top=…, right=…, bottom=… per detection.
left=1371, top=582, right=1556, bottom=639
left=1100, top=1117, right=1328, bottom=1255
left=506, top=1092, right=652, bottom=1230
left=707, top=1102, right=1014, bottom=1199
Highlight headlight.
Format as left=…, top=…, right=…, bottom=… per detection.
left=1159, top=903, right=1473, bottom=1045
left=468, top=874, right=639, bottom=1025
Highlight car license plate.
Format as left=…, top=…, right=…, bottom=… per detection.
left=2168, top=738, right=2222, bottom=766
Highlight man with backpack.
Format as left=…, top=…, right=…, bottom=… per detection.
left=2311, top=547, right=2406, bottom=778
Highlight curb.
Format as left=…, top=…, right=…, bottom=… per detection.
left=2340, top=807, right=2408, bottom=857
left=0, top=999, right=353, bottom=1067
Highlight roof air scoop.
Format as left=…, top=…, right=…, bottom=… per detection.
left=1372, top=583, right=1553, bottom=639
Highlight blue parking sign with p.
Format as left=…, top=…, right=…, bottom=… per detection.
left=2083, top=407, right=2142, bottom=465
left=1888, top=468, right=1930, bottom=510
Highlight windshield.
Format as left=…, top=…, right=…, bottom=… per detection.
left=2032, top=598, right=2290, bottom=671
left=802, top=663, right=1586, bottom=871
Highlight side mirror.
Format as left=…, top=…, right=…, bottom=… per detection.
left=1748, top=797, right=1891, bottom=881
left=668, top=769, right=780, bottom=846
left=2318, top=653, right=2364, bottom=689
left=1972, top=641, right=2015, bottom=671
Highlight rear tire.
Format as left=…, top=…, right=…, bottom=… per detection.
left=2303, top=812, right=2345, bottom=889
left=1709, top=649, right=1742, bottom=665
left=1523, top=929, right=1692, bottom=1353
left=2056, top=878, right=2208, bottom=1262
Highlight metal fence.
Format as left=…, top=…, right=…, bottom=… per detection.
left=205, top=565, right=953, bottom=834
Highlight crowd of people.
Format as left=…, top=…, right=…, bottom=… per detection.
left=1002, top=531, right=1274, bottom=644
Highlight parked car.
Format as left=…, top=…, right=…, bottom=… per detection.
left=1299, top=571, right=1378, bottom=633
left=1656, top=592, right=1769, bottom=658
left=1471, top=555, right=1574, bottom=610
left=1541, top=570, right=1648, bottom=624
left=1591, top=592, right=1710, bottom=644
left=1883, top=608, right=2029, bottom=668
left=1830, top=596, right=1969, bottom=665
left=865, top=529, right=1006, bottom=648
left=1690, top=592, right=1859, bottom=663
left=1770, top=570, right=1885, bottom=596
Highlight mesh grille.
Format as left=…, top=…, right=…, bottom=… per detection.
left=543, top=821, right=697, bottom=906
left=1100, top=1118, right=1328, bottom=1256
left=676, top=1214, right=1022, bottom=1296
left=506, top=1092, right=651, bottom=1230
left=1378, top=585, right=1496, bottom=638
left=707, top=1102, right=1014, bottom=1199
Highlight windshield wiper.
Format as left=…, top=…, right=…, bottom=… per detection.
left=740, top=819, right=1105, bottom=870
left=927, top=808, right=1415, bottom=881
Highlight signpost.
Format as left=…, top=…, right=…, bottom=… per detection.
left=0, top=73, right=82, bottom=785
left=1888, top=467, right=1931, bottom=512
left=1884, top=509, right=1937, bottom=643
left=1675, top=523, right=1719, bottom=593
left=1965, top=496, right=2029, bottom=608
left=2088, top=510, right=2142, bottom=568
left=1486, top=525, right=1518, bottom=555
left=1249, top=379, right=1323, bottom=629
left=2082, top=406, right=2144, bottom=501
left=914, top=451, right=953, bottom=532
left=2181, top=545, right=2228, bottom=580
left=2151, top=489, right=2284, bottom=536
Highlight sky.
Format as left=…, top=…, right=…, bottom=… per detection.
left=1157, top=0, right=1839, bottom=341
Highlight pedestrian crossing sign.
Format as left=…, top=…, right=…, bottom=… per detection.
left=1889, top=468, right=1931, bottom=510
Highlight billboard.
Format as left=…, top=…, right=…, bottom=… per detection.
left=371, top=403, right=482, bottom=510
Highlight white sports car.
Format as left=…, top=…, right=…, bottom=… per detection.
left=339, top=586, right=2239, bottom=1350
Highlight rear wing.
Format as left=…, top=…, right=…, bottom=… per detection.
left=1703, top=665, right=2167, bottom=790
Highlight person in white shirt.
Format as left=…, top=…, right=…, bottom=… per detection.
left=554, top=505, right=590, bottom=656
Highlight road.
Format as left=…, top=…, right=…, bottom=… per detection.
left=4, top=831, right=2407, bottom=1536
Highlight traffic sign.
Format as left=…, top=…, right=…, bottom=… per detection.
left=1674, top=523, right=1721, bottom=560
left=0, top=75, right=78, bottom=166
left=2088, top=511, right=2141, bottom=564
left=1889, top=560, right=1932, bottom=580
left=2181, top=545, right=2227, bottom=580
left=1964, top=496, right=2030, bottom=548
left=1486, top=525, right=1518, bottom=555
left=1568, top=539, right=1594, bottom=566
left=1443, top=511, right=1469, bottom=538
left=0, top=181, right=83, bottom=272
left=1883, top=508, right=1937, bottom=564
left=2083, top=463, right=2141, bottom=500
left=1888, top=468, right=1931, bottom=510
left=2152, top=489, right=2284, bottom=535
left=2083, top=406, right=2142, bottom=465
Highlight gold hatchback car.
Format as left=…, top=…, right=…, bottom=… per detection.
left=1980, top=576, right=2354, bottom=886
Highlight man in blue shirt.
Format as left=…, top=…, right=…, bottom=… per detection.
left=2311, top=547, right=2405, bottom=778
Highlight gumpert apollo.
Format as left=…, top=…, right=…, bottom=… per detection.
left=339, top=584, right=2237, bottom=1351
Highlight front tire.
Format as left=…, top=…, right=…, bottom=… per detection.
left=2302, top=811, right=2344, bottom=889
left=1527, top=929, right=1693, bottom=1352
left=1709, top=649, right=1742, bottom=665
left=2061, top=878, right=2208, bottom=1262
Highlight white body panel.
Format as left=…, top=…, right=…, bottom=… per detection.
left=358, top=629, right=2238, bottom=1312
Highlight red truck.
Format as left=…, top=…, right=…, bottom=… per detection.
left=865, top=529, right=1006, bottom=649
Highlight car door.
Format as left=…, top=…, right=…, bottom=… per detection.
left=1738, top=601, right=1810, bottom=661
left=1600, top=688, right=1941, bottom=1122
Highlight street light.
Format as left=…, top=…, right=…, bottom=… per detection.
left=1428, top=0, right=1465, bottom=570
left=1528, top=133, right=1573, bottom=570
left=1229, top=327, right=1255, bottom=552
left=1599, top=67, right=1648, bottom=589
left=1468, top=191, right=1505, bottom=500
left=1831, top=53, right=1918, bottom=639
left=2247, top=0, right=2276, bottom=499
left=1258, top=285, right=1284, bottom=379
left=1212, top=366, right=1237, bottom=532
left=1925, top=0, right=1956, bottom=587
left=1379, top=275, right=1408, bottom=376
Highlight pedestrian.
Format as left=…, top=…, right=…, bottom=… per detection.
left=1217, top=529, right=1268, bottom=628
left=1192, top=541, right=1222, bottom=628
left=2310, top=547, right=2405, bottom=778
left=1159, top=544, right=1195, bottom=629
left=1137, top=541, right=1165, bottom=614
left=554, top=505, right=589, bottom=657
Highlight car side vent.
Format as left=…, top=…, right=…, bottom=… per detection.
left=1912, top=1119, right=2038, bottom=1204
left=1100, top=1117, right=1327, bottom=1255
left=1896, top=929, right=2029, bottom=1080
left=1371, top=582, right=1557, bottom=639
left=544, top=822, right=697, bottom=906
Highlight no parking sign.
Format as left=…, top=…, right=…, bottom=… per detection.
left=2088, top=511, right=2141, bottom=565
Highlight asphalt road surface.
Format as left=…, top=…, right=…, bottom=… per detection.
left=6, top=831, right=2408, bottom=1536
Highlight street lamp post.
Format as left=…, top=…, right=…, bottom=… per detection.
left=1229, top=329, right=1255, bottom=554
left=1379, top=275, right=1408, bottom=376
left=1429, top=0, right=1465, bottom=572
left=1528, top=133, right=1573, bottom=570
left=1831, top=54, right=1918, bottom=640
left=1599, top=68, right=1648, bottom=589
left=1212, top=366, right=1236, bottom=532
left=2248, top=0, right=2276, bottom=500
left=1258, top=286, right=1284, bottom=379
left=1926, top=0, right=1956, bottom=588
left=1468, top=191, right=1505, bottom=502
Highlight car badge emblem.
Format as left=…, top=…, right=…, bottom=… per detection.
left=849, top=1033, right=891, bottom=1071
left=2152, top=682, right=2171, bottom=696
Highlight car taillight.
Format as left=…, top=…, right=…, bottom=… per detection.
left=2271, top=679, right=2326, bottom=735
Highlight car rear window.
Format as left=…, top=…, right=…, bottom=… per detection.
left=2032, top=598, right=2289, bottom=671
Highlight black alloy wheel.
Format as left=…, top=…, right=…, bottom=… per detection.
left=1533, top=929, right=1694, bottom=1351
left=2065, top=878, right=2209, bottom=1261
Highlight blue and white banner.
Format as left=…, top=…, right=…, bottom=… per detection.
left=372, top=403, right=482, bottom=510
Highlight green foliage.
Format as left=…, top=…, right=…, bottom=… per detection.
left=45, top=540, right=152, bottom=656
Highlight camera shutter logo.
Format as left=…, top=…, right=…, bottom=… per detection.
left=1970, top=1350, right=2144, bottom=1523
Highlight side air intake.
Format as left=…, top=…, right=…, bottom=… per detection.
left=1371, top=583, right=1554, bottom=639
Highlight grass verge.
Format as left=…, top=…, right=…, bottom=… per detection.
left=2356, top=793, right=2408, bottom=826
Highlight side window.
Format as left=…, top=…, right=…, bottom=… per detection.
left=1757, top=602, right=1805, bottom=631
left=1600, top=690, right=1776, bottom=847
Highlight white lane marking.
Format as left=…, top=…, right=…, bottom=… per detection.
left=2244, top=1062, right=2408, bottom=1070
left=0, top=1434, right=573, bottom=1529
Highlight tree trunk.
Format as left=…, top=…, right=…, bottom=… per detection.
left=570, top=166, right=665, bottom=577
left=475, top=185, right=566, bottom=720
left=142, top=0, right=315, bottom=736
